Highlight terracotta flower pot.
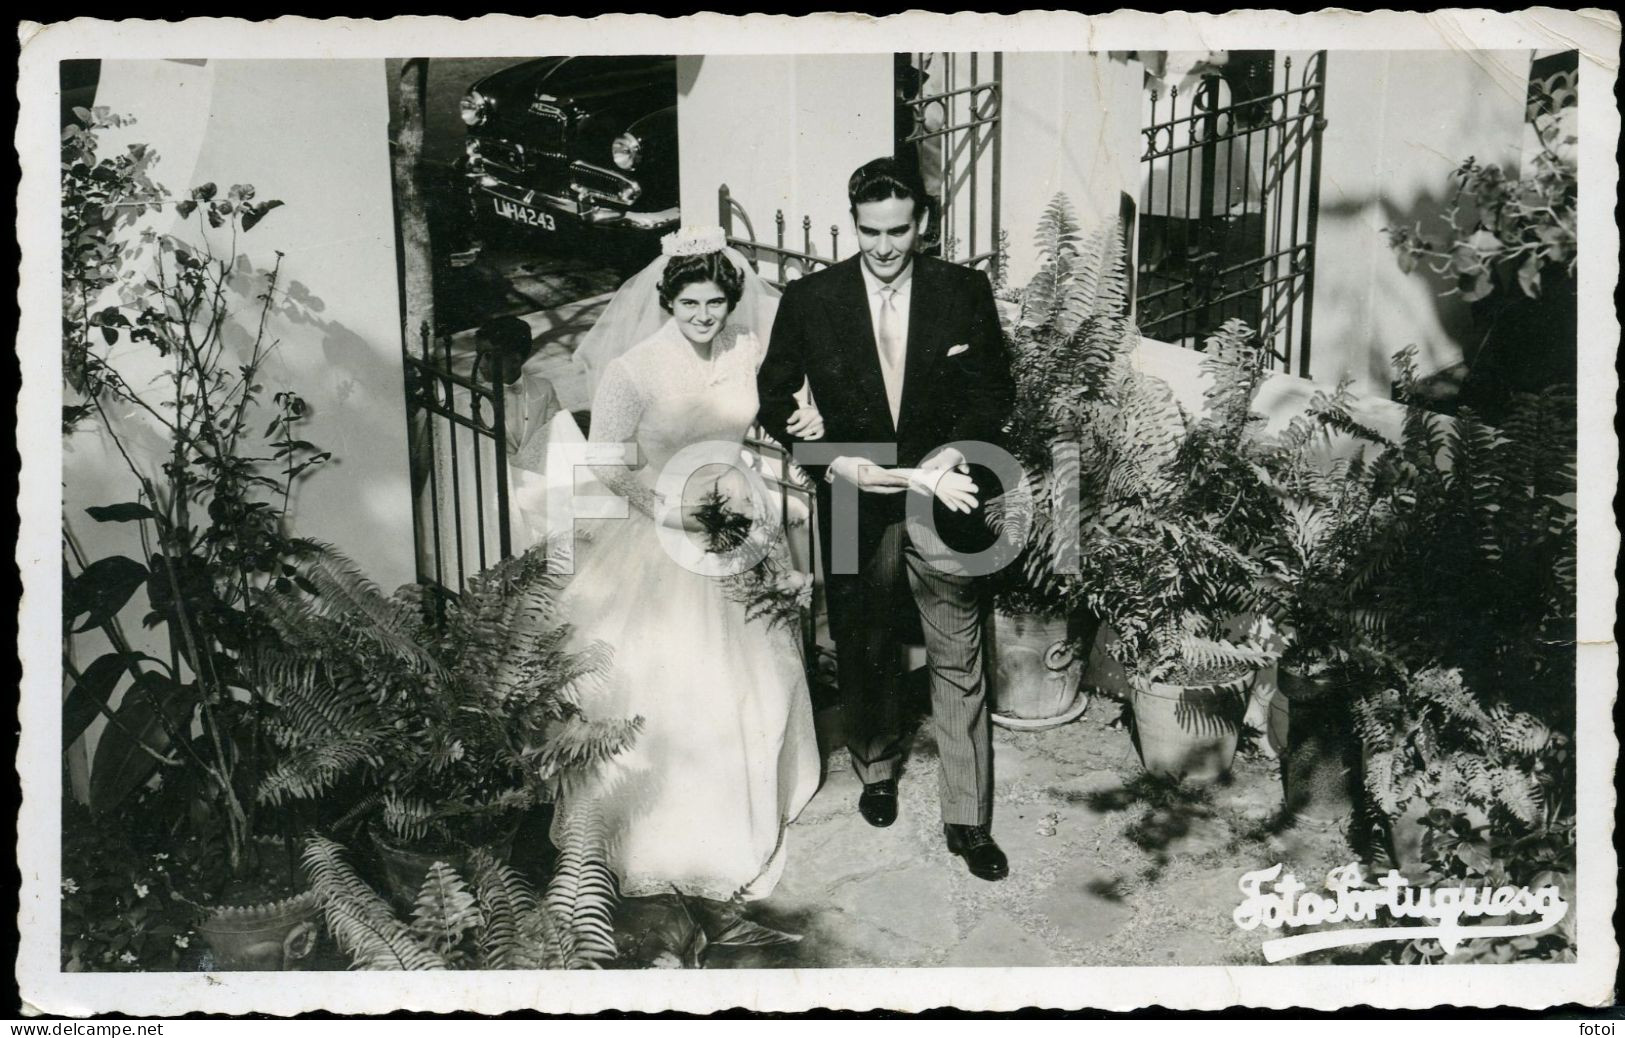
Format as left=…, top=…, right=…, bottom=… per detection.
left=1276, top=669, right=1361, bottom=830
left=371, top=823, right=520, bottom=907
left=1130, top=677, right=1249, bottom=783
left=988, top=609, right=1090, bottom=730
left=195, top=890, right=321, bottom=971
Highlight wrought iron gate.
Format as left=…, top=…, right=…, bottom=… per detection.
left=403, top=320, right=514, bottom=599
left=899, top=51, right=1003, bottom=277
left=718, top=185, right=842, bottom=289
left=1136, top=52, right=1327, bottom=375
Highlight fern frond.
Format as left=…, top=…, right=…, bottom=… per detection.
left=468, top=848, right=538, bottom=970
left=546, top=803, right=620, bottom=967
left=303, top=836, right=448, bottom=971
left=409, top=860, right=483, bottom=964
left=529, top=715, right=644, bottom=783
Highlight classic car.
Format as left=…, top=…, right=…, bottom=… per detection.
left=459, top=56, right=680, bottom=243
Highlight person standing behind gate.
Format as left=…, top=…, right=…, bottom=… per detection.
left=756, top=157, right=1015, bottom=881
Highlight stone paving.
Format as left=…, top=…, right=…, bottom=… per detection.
left=624, top=694, right=1357, bottom=970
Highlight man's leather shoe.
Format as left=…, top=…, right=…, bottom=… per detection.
left=944, top=823, right=1009, bottom=881
left=858, top=779, right=898, bottom=828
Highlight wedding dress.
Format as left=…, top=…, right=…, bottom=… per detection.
left=546, top=317, right=819, bottom=902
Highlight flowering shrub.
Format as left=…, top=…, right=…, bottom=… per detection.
left=60, top=802, right=193, bottom=971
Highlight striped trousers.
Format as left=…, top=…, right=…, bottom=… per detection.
left=825, top=518, right=993, bottom=826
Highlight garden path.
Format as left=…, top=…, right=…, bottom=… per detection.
left=615, top=694, right=1357, bottom=970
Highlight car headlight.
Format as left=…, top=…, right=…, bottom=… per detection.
left=611, top=132, right=642, bottom=171
left=460, top=90, right=490, bottom=127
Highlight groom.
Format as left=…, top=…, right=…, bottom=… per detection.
left=757, top=157, right=1015, bottom=881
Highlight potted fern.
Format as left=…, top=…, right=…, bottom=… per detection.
left=1081, top=323, right=1280, bottom=783
left=986, top=198, right=1137, bottom=728
left=1354, top=667, right=1564, bottom=875
left=1252, top=380, right=1405, bottom=825
left=1344, top=348, right=1576, bottom=862
left=254, top=547, right=640, bottom=909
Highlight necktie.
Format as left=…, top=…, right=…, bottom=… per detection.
left=877, top=284, right=904, bottom=425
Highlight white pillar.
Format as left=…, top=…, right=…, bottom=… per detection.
left=678, top=54, right=893, bottom=274
left=999, top=52, right=1142, bottom=289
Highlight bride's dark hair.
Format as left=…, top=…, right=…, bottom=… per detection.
left=657, top=250, right=745, bottom=314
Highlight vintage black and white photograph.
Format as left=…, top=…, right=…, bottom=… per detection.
left=18, top=10, right=1620, bottom=1016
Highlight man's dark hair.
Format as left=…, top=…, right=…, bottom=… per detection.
left=847, top=156, right=926, bottom=216
left=477, top=316, right=533, bottom=358
left=475, top=316, right=533, bottom=384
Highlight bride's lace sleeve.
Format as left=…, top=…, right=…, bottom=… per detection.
left=587, top=357, right=663, bottom=520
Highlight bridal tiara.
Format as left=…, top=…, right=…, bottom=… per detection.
left=661, top=225, right=728, bottom=257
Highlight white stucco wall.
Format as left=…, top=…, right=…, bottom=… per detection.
left=1308, top=49, right=1531, bottom=394
left=63, top=59, right=411, bottom=777
left=999, top=52, right=1142, bottom=288
left=676, top=54, right=893, bottom=277
left=69, top=59, right=412, bottom=589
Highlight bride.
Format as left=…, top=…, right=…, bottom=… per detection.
left=542, top=226, right=824, bottom=903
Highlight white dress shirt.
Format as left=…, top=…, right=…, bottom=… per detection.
left=828, top=258, right=961, bottom=488
left=861, top=257, right=914, bottom=356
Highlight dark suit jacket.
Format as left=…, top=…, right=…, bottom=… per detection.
left=757, top=254, right=1014, bottom=570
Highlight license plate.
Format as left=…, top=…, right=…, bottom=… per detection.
left=491, top=197, right=557, bottom=231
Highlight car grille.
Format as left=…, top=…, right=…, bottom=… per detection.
left=525, top=101, right=570, bottom=160
left=570, top=162, right=641, bottom=206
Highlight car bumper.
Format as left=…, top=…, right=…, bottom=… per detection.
left=468, top=167, right=678, bottom=231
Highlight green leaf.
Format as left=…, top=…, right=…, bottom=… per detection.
left=1516, top=254, right=1543, bottom=299
left=66, top=555, right=149, bottom=633
left=86, top=502, right=159, bottom=524
left=88, top=674, right=199, bottom=814
left=64, top=653, right=135, bottom=750
left=710, top=915, right=803, bottom=948
left=241, top=200, right=285, bottom=232
left=1460, top=271, right=1495, bottom=304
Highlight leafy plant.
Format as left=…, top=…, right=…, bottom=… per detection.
left=1355, top=348, right=1577, bottom=722
left=1382, top=64, right=1577, bottom=417
left=1251, top=380, right=1405, bottom=682
left=61, top=115, right=315, bottom=886
left=254, top=546, right=639, bottom=850
left=1399, top=805, right=1575, bottom=964
left=60, top=800, right=196, bottom=972
left=690, top=488, right=813, bottom=631
left=301, top=814, right=619, bottom=970
left=1355, top=668, right=1558, bottom=830
left=1352, top=665, right=1575, bottom=964
left=989, top=195, right=1136, bottom=619
left=1384, top=67, right=1576, bottom=305
left=992, top=235, right=1277, bottom=685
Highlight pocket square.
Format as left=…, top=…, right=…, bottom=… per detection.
left=946, top=343, right=971, bottom=357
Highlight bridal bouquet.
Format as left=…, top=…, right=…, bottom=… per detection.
left=691, top=487, right=812, bottom=632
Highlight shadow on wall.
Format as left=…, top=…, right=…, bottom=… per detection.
left=676, top=54, right=703, bottom=98
left=1315, top=184, right=1475, bottom=395
left=213, top=260, right=409, bottom=537
left=1315, top=181, right=1575, bottom=418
